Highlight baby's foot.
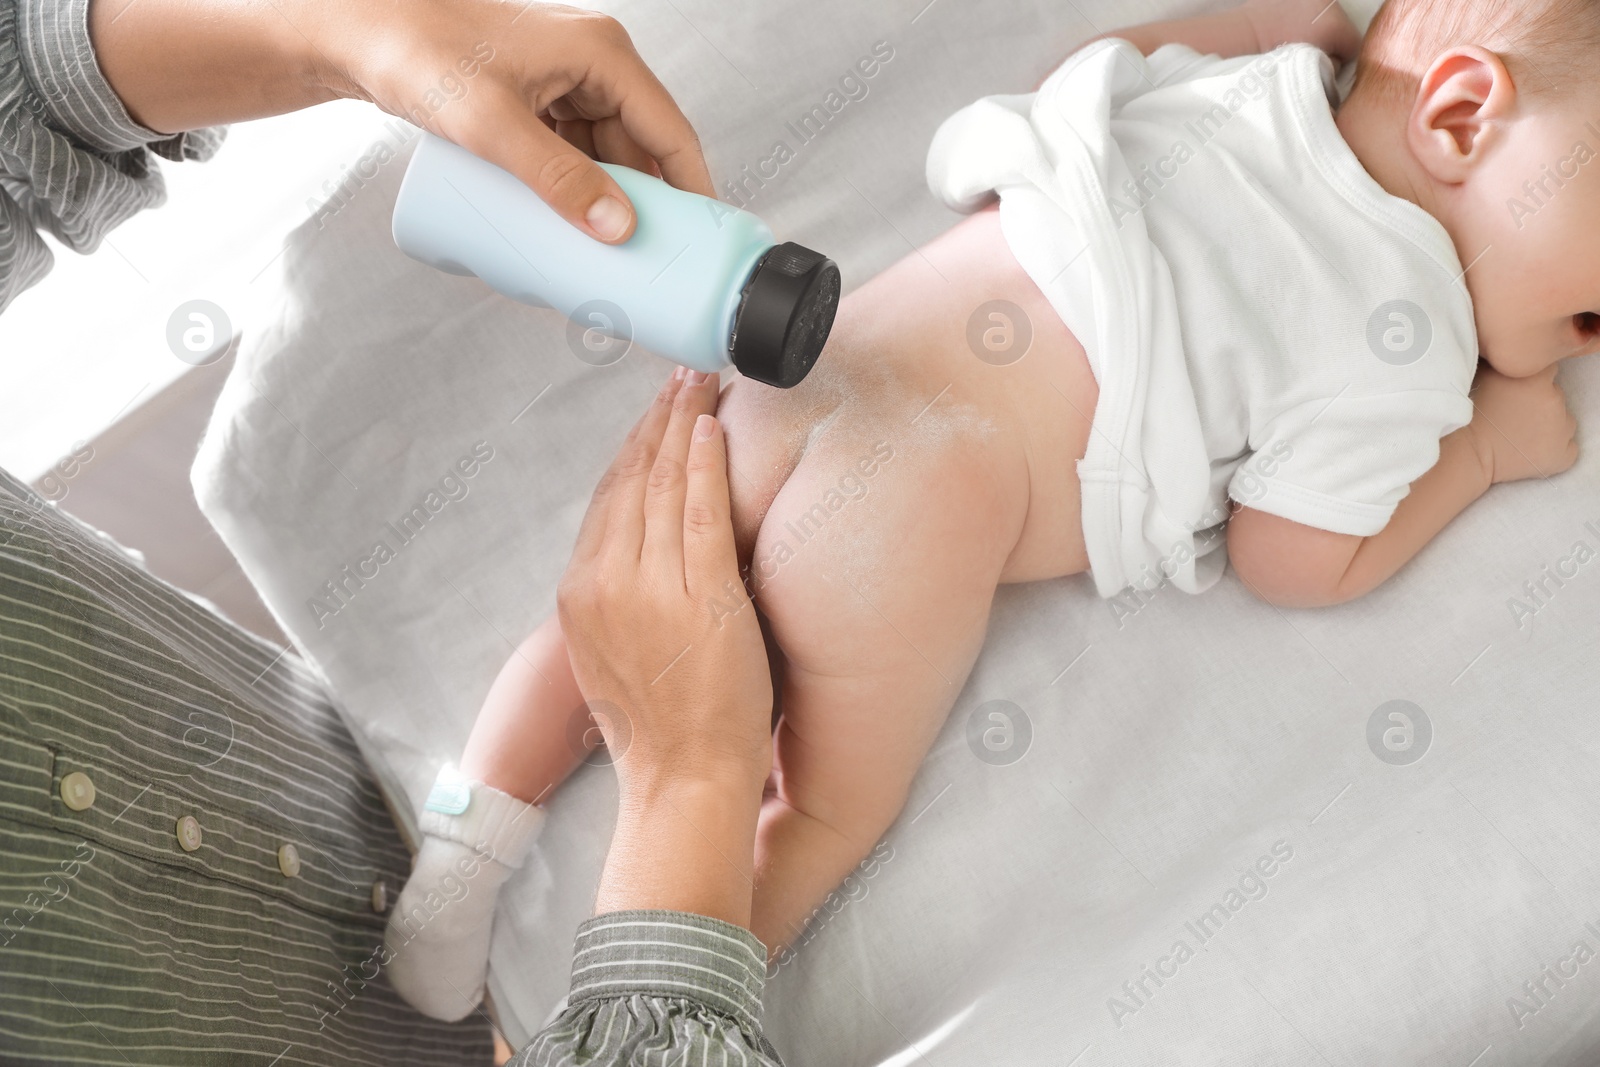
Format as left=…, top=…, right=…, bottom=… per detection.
left=383, top=765, right=545, bottom=1021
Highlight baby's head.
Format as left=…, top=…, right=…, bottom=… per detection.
left=1344, top=0, right=1600, bottom=377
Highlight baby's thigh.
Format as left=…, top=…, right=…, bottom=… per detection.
left=748, top=394, right=1029, bottom=827
left=753, top=406, right=1021, bottom=662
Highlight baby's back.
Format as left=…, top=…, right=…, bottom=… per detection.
left=1122, top=44, right=1479, bottom=539
left=928, top=38, right=1479, bottom=596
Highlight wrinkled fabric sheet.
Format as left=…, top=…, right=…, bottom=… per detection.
left=195, top=2, right=1600, bottom=1063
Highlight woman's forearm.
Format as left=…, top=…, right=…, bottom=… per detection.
left=596, top=775, right=765, bottom=929
left=89, top=0, right=334, bottom=133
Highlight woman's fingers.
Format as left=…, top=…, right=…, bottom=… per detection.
left=642, top=372, right=721, bottom=576
left=568, top=19, right=715, bottom=198
left=682, top=414, right=742, bottom=600
left=555, top=117, right=598, bottom=162
left=571, top=370, right=688, bottom=565
left=323, top=1, right=714, bottom=241
left=455, top=89, right=638, bottom=243
left=591, top=114, right=665, bottom=178
left=443, top=11, right=709, bottom=238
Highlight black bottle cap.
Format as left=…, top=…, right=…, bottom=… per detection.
left=729, top=242, right=841, bottom=389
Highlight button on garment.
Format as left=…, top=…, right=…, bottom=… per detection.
left=0, top=0, right=489, bottom=1054
left=59, top=771, right=95, bottom=811
left=175, top=815, right=202, bottom=852
left=0, top=466, right=491, bottom=1063
left=277, top=842, right=302, bottom=878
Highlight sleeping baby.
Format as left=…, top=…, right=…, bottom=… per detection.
left=384, top=0, right=1590, bottom=1018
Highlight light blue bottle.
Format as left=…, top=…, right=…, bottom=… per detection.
left=392, top=133, right=840, bottom=388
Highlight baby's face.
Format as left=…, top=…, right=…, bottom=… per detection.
left=1459, top=90, right=1600, bottom=378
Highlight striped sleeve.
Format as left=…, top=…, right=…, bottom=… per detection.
left=513, top=910, right=787, bottom=1066
left=0, top=0, right=225, bottom=314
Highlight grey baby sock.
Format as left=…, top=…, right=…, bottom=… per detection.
left=383, top=764, right=545, bottom=1021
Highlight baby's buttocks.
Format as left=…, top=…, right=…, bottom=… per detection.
left=719, top=206, right=1102, bottom=584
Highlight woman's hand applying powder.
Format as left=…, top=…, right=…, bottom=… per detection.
left=89, top=0, right=714, bottom=243
left=558, top=369, right=775, bottom=928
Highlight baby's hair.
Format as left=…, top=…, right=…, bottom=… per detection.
left=1351, top=0, right=1600, bottom=105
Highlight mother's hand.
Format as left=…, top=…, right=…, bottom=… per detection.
left=329, top=0, right=715, bottom=241
left=558, top=368, right=774, bottom=926
left=92, top=0, right=713, bottom=242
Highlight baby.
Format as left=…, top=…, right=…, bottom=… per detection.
left=385, top=0, right=1590, bottom=1019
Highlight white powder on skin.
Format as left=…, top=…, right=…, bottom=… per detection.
left=900, top=390, right=998, bottom=455
left=747, top=309, right=1001, bottom=599
left=797, top=387, right=997, bottom=597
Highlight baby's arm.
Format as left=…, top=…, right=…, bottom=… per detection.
left=1094, top=0, right=1362, bottom=63
left=1229, top=365, right=1581, bottom=608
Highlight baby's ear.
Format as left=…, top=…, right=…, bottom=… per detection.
left=1408, top=46, right=1516, bottom=183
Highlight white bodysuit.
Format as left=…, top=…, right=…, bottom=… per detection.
left=927, top=40, right=1479, bottom=598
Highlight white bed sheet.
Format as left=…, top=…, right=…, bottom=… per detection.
left=193, top=2, right=1600, bottom=1063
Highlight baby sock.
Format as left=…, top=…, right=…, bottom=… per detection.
left=383, top=764, right=545, bottom=1022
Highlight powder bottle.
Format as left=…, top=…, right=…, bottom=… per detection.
left=393, top=133, right=840, bottom=388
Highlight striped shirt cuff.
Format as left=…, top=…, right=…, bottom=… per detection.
left=570, top=910, right=768, bottom=1032
left=15, top=0, right=221, bottom=160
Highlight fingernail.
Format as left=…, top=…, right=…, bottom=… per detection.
left=672, top=365, right=687, bottom=381
left=586, top=196, right=631, bottom=241
left=685, top=369, right=708, bottom=386
left=694, top=414, right=715, bottom=440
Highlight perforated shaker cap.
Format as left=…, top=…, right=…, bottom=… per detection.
left=729, top=242, right=841, bottom=388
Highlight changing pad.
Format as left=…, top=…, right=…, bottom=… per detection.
left=194, top=1, right=1600, bottom=1063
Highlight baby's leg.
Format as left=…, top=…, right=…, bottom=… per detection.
left=719, top=202, right=1094, bottom=953
left=459, top=613, right=592, bottom=802
left=734, top=387, right=1032, bottom=954
left=386, top=613, right=593, bottom=1020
